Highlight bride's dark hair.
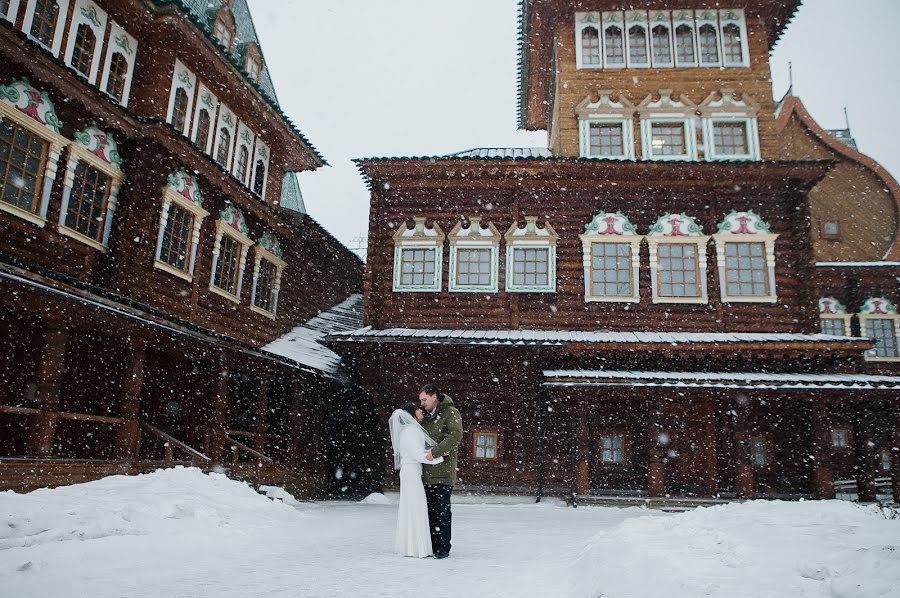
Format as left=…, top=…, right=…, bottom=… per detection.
left=401, top=402, right=420, bottom=418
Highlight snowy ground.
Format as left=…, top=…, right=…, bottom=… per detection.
left=1, top=468, right=898, bottom=598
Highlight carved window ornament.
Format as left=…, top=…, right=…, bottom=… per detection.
left=392, top=217, right=445, bottom=293
left=719, top=9, right=750, bottom=68
left=601, top=11, right=625, bottom=68
left=250, top=230, right=286, bottom=318
left=818, top=297, right=852, bottom=337
left=649, top=11, right=674, bottom=68
left=576, top=91, right=635, bottom=159
left=64, top=0, right=108, bottom=83
left=191, top=84, right=219, bottom=154
left=448, top=217, right=501, bottom=293
left=209, top=204, right=253, bottom=302
left=638, top=90, right=698, bottom=161
left=858, top=298, right=900, bottom=361
left=672, top=10, right=698, bottom=67
left=575, top=12, right=602, bottom=69
left=251, top=140, right=270, bottom=199
left=695, top=10, right=721, bottom=67
left=99, top=22, right=138, bottom=107
left=153, top=169, right=208, bottom=281
left=0, top=78, right=66, bottom=227
left=579, top=211, right=642, bottom=303
left=57, top=125, right=124, bottom=251
left=166, top=60, right=196, bottom=137
left=233, top=122, right=256, bottom=187
left=647, top=212, right=710, bottom=304
left=244, top=43, right=263, bottom=83
left=1, top=1, right=22, bottom=23
left=713, top=210, right=778, bottom=303
left=699, top=90, right=761, bottom=161
left=625, top=11, right=650, bottom=68
left=214, top=104, right=236, bottom=169
left=23, top=0, right=69, bottom=55
left=212, top=8, right=236, bottom=52
left=504, top=217, right=558, bottom=293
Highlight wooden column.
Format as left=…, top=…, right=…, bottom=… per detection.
left=811, top=403, right=834, bottom=499
left=852, top=411, right=878, bottom=502
left=705, top=400, right=718, bottom=496
left=647, top=405, right=665, bottom=497
left=575, top=402, right=590, bottom=496
left=891, top=423, right=900, bottom=504
left=114, top=337, right=148, bottom=460
left=208, top=366, right=229, bottom=466
left=733, top=398, right=754, bottom=499
left=285, top=382, right=305, bottom=467
left=252, top=377, right=269, bottom=454
left=27, top=325, right=69, bottom=457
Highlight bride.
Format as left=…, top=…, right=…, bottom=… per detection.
left=389, top=403, right=444, bottom=558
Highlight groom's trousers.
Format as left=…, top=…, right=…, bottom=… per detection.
left=424, top=484, right=452, bottom=556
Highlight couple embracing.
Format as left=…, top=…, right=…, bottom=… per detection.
left=389, top=383, right=463, bottom=559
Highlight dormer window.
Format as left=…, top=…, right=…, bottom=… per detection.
left=392, top=218, right=445, bottom=292
left=213, top=15, right=234, bottom=52
left=448, top=218, right=500, bottom=293
left=576, top=91, right=635, bottom=159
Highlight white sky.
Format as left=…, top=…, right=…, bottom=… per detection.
left=249, top=0, right=900, bottom=256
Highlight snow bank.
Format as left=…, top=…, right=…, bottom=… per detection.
left=360, top=492, right=393, bottom=505
left=571, top=500, right=900, bottom=598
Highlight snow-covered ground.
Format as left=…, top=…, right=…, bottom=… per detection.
left=1, top=468, right=897, bottom=598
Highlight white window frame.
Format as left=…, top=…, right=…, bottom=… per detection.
left=153, top=170, right=208, bottom=281
left=0, top=78, right=66, bottom=227
left=250, top=232, right=286, bottom=318
left=99, top=22, right=137, bottom=107
left=858, top=298, right=900, bottom=362
left=624, top=10, right=650, bottom=69
left=713, top=210, right=778, bottom=303
left=251, top=139, right=270, bottom=199
left=579, top=211, right=642, bottom=303
left=448, top=217, right=500, bottom=293
left=392, top=217, right=444, bottom=293
left=601, top=11, right=625, bottom=69
left=209, top=207, right=253, bottom=303
left=695, top=10, right=722, bottom=68
left=505, top=217, right=557, bottom=293
left=233, top=122, right=255, bottom=187
left=166, top=60, right=196, bottom=136
left=63, top=0, right=107, bottom=83
left=648, top=11, right=674, bottom=68
left=213, top=103, right=237, bottom=169
left=57, top=125, right=124, bottom=251
left=1, top=0, right=22, bottom=23
left=719, top=9, right=750, bottom=68
left=700, top=90, right=761, bottom=161
left=638, top=90, right=698, bottom=161
left=576, top=92, right=635, bottom=159
left=647, top=213, right=709, bottom=304
left=191, top=83, right=219, bottom=154
left=575, top=12, right=602, bottom=70
left=818, top=297, right=852, bottom=336
left=672, top=10, right=698, bottom=68
left=23, top=0, right=69, bottom=56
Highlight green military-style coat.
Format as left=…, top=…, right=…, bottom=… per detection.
left=420, top=395, right=463, bottom=486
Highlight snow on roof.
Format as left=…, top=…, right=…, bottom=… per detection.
left=543, top=370, right=900, bottom=391
left=445, top=147, right=553, bottom=159
left=327, top=328, right=866, bottom=346
left=816, top=261, right=900, bottom=267
left=263, top=295, right=363, bottom=381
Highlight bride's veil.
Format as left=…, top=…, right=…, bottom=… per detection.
left=388, top=409, right=437, bottom=470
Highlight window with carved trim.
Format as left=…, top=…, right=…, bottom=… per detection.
left=253, top=160, right=266, bottom=197
left=865, top=319, right=899, bottom=358
left=216, top=128, right=231, bottom=167
left=649, top=122, right=686, bottom=157
left=171, top=88, right=189, bottom=134
left=213, top=234, right=242, bottom=295
left=235, top=146, right=249, bottom=184
left=159, top=204, right=194, bottom=272
left=675, top=24, right=695, bottom=64
left=70, top=24, right=96, bottom=77
left=106, top=53, right=129, bottom=102
left=698, top=24, right=719, bottom=64
left=65, top=163, right=110, bottom=242
left=722, top=23, right=743, bottom=64
left=628, top=25, right=648, bottom=65
left=213, top=17, right=234, bottom=51
left=651, top=25, right=671, bottom=65
left=819, top=318, right=845, bottom=336
left=30, top=0, right=58, bottom=48
left=581, top=26, right=600, bottom=66
left=0, top=121, right=48, bottom=214
left=657, top=243, right=701, bottom=298
left=589, top=123, right=625, bottom=157
left=253, top=258, right=278, bottom=313
left=604, top=26, right=624, bottom=66
left=591, top=243, right=633, bottom=297
left=195, top=109, right=211, bottom=151
left=723, top=242, right=768, bottom=297
left=713, top=122, right=749, bottom=156
left=399, top=248, right=436, bottom=287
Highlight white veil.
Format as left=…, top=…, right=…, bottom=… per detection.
left=388, top=409, right=437, bottom=470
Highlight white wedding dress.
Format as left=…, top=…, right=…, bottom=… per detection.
left=390, top=411, right=443, bottom=558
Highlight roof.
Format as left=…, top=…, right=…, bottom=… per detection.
left=825, top=129, right=858, bottom=151
left=327, top=327, right=868, bottom=348
left=542, top=370, right=900, bottom=391
left=279, top=172, right=307, bottom=214
left=817, top=262, right=900, bottom=268
left=263, top=294, right=363, bottom=382
left=152, top=0, right=327, bottom=167
left=447, top=147, right=553, bottom=159
left=776, top=95, right=900, bottom=260
left=517, top=1, right=804, bottom=130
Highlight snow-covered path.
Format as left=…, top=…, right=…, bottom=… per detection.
left=1, top=468, right=898, bottom=598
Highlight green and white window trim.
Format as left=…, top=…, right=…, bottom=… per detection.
left=712, top=210, right=777, bottom=303
left=392, top=217, right=445, bottom=292
left=448, top=217, right=500, bottom=293
left=505, top=217, right=558, bottom=293
left=638, top=90, right=698, bottom=161
left=579, top=211, right=642, bottom=303
left=700, top=90, right=760, bottom=161
left=153, top=169, right=208, bottom=282
left=647, top=212, right=710, bottom=304
left=818, top=297, right=852, bottom=336
left=576, top=91, right=635, bottom=159
left=859, top=298, right=900, bottom=362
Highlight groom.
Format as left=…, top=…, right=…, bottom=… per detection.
left=419, top=383, right=462, bottom=559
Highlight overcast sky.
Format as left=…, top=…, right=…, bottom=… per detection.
left=249, top=0, right=900, bottom=257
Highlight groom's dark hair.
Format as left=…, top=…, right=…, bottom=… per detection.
left=401, top=402, right=420, bottom=417
left=420, top=383, right=441, bottom=399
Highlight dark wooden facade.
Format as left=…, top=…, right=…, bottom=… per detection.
left=0, top=0, right=367, bottom=495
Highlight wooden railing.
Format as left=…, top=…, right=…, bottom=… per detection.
left=141, top=421, right=211, bottom=467
left=224, top=434, right=274, bottom=466
left=833, top=477, right=893, bottom=503
left=0, top=404, right=125, bottom=425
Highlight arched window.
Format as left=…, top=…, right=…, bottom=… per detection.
left=213, top=16, right=234, bottom=51
left=70, top=24, right=96, bottom=77
left=106, top=53, right=129, bottom=102
left=722, top=23, right=743, bottom=64
left=0, top=1, right=10, bottom=17
left=171, top=88, right=189, bottom=133
left=195, top=109, right=211, bottom=151
left=65, top=162, right=110, bottom=242
left=216, top=128, right=231, bottom=167
left=651, top=25, right=671, bottom=66
left=627, top=25, right=648, bottom=66
left=698, top=24, right=719, bottom=64
left=604, top=26, right=624, bottom=66
left=30, top=0, right=59, bottom=48
left=253, top=160, right=266, bottom=196
left=581, top=26, right=600, bottom=66
left=235, top=146, right=249, bottom=184
left=246, top=56, right=261, bottom=82
left=0, top=120, right=49, bottom=214
left=675, top=24, right=695, bottom=65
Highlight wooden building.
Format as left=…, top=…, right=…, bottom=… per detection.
left=331, top=0, right=900, bottom=503
left=0, top=0, right=371, bottom=496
